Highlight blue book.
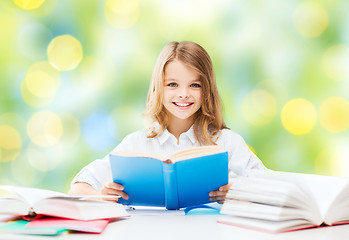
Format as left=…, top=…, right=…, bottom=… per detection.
left=109, top=146, right=228, bottom=210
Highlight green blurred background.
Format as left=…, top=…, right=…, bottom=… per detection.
left=1, top=0, right=349, bottom=192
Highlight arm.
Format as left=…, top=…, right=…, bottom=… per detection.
left=68, top=182, right=100, bottom=195
left=69, top=182, right=129, bottom=202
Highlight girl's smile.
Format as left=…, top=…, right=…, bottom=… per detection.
left=173, top=102, right=194, bottom=107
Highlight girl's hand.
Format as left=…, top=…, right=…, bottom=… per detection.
left=101, top=182, right=129, bottom=202
left=209, top=182, right=232, bottom=204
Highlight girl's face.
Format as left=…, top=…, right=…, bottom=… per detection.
left=163, top=59, right=202, bottom=125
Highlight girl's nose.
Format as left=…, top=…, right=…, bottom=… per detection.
left=179, top=88, right=189, bottom=99
left=179, top=94, right=189, bottom=99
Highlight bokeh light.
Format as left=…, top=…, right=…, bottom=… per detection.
left=20, top=61, right=60, bottom=108
left=281, top=98, right=317, bottom=135
left=47, top=35, right=83, bottom=71
left=13, top=0, right=46, bottom=10
left=104, top=0, right=140, bottom=29
left=241, top=90, right=277, bottom=126
left=27, top=111, right=63, bottom=147
left=83, top=113, right=116, bottom=151
left=293, top=1, right=328, bottom=38
left=315, top=145, right=349, bottom=177
left=319, top=97, right=349, bottom=133
left=330, top=145, right=349, bottom=177
left=0, top=125, right=22, bottom=150
left=322, top=45, right=349, bottom=82
left=26, top=72, right=57, bottom=98
left=0, top=125, right=22, bottom=163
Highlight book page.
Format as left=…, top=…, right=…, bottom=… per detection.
left=0, top=185, right=67, bottom=206
left=170, top=145, right=225, bottom=162
left=276, top=173, right=349, bottom=219
left=112, top=151, right=166, bottom=161
left=247, top=170, right=349, bottom=220
left=112, top=146, right=226, bottom=163
left=300, top=174, right=349, bottom=222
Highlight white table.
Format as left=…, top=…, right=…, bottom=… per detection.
left=1, top=208, right=349, bottom=240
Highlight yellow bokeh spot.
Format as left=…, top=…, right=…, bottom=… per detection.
left=319, top=97, right=349, bottom=133
left=47, top=35, right=83, bottom=71
left=0, top=125, right=22, bottom=150
left=20, top=82, right=53, bottom=108
left=316, top=147, right=349, bottom=177
left=281, top=98, right=317, bottom=135
left=104, top=0, right=140, bottom=29
left=0, top=115, right=25, bottom=163
left=241, top=90, right=277, bottom=126
left=24, top=71, right=57, bottom=98
left=27, top=111, right=63, bottom=147
left=322, top=45, right=349, bottom=81
left=293, top=2, right=328, bottom=38
left=20, top=61, right=60, bottom=108
left=13, top=0, right=45, bottom=10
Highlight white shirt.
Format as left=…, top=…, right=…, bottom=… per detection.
left=71, top=125, right=266, bottom=190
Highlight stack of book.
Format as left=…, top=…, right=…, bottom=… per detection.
left=218, top=170, right=349, bottom=233
left=0, top=185, right=129, bottom=236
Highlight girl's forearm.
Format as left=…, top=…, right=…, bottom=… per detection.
left=68, top=182, right=100, bottom=195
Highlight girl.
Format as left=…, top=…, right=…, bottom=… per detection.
left=69, top=41, right=265, bottom=203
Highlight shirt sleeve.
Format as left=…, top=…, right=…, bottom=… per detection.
left=70, top=155, right=112, bottom=191
left=217, top=129, right=266, bottom=177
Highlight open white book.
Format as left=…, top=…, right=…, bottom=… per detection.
left=114, top=145, right=226, bottom=163
left=0, top=185, right=128, bottom=220
left=219, top=170, right=349, bottom=233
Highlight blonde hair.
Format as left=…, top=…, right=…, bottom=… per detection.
left=144, top=41, right=227, bottom=145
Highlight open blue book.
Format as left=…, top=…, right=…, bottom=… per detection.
left=109, top=146, right=228, bottom=210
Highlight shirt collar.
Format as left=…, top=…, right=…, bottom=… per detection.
left=156, top=123, right=197, bottom=145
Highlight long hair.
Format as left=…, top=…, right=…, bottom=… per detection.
left=144, top=41, right=227, bottom=145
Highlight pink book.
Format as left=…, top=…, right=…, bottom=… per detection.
left=26, top=218, right=110, bottom=233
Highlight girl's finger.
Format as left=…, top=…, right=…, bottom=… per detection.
left=104, top=182, right=124, bottom=191
left=114, top=190, right=129, bottom=200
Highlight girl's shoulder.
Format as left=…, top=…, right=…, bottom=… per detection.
left=122, top=128, right=149, bottom=141
left=214, top=128, right=246, bottom=147
left=214, top=128, right=250, bottom=155
left=217, top=128, right=244, bottom=140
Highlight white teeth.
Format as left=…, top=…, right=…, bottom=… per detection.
left=175, top=102, right=191, bottom=107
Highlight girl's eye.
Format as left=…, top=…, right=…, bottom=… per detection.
left=168, top=83, right=178, bottom=87
left=191, top=83, right=201, bottom=88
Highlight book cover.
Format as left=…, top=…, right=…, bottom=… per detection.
left=109, top=147, right=228, bottom=210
